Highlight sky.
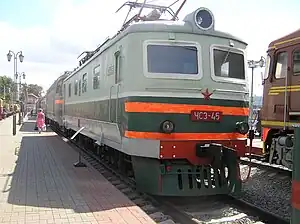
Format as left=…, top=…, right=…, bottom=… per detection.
left=0, top=0, right=299, bottom=96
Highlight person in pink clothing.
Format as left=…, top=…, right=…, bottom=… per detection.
left=36, top=108, right=45, bottom=133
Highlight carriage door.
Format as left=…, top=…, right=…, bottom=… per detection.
left=289, top=48, right=300, bottom=116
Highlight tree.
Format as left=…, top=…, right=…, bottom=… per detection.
left=0, top=75, right=43, bottom=103
left=26, top=84, right=43, bottom=97
left=19, top=84, right=43, bottom=102
left=0, top=75, right=14, bottom=102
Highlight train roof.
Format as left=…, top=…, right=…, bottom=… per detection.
left=63, top=2, right=248, bottom=82
left=268, top=28, right=300, bottom=50
left=64, top=19, right=247, bottom=82
left=120, top=20, right=246, bottom=43
left=47, top=72, right=70, bottom=94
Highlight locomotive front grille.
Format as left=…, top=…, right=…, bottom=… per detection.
left=176, top=166, right=229, bottom=190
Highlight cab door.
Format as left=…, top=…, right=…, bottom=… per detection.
left=109, top=50, right=122, bottom=123
left=268, top=48, right=290, bottom=122
left=289, top=48, right=300, bottom=114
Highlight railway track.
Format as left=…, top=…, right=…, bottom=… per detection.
left=51, top=125, right=289, bottom=224
left=240, top=156, right=292, bottom=177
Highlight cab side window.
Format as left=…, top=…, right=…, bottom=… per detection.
left=68, top=83, right=71, bottom=97
left=74, top=80, right=78, bottom=95
left=93, top=65, right=100, bottom=89
left=263, top=55, right=271, bottom=80
left=275, top=52, right=288, bottom=79
left=78, top=80, right=81, bottom=96
left=82, top=73, right=87, bottom=93
left=293, top=50, right=300, bottom=75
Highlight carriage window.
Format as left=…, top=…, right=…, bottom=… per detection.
left=293, top=51, right=300, bottom=75
left=213, top=49, right=245, bottom=79
left=263, top=55, right=271, bottom=79
left=275, top=52, right=288, bottom=79
left=93, top=65, right=100, bottom=89
left=74, top=80, right=78, bottom=95
left=68, top=83, right=71, bottom=97
left=147, top=45, right=198, bottom=74
left=56, top=84, right=61, bottom=93
left=78, top=80, right=81, bottom=96
left=82, top=73, right=87, bottom=93
left=115, top=51, right=121, bottom=83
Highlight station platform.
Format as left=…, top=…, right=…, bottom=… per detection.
left=0, top=117, right=156, bottom=224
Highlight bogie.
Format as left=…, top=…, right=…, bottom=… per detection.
left=262, top=129, right=294, bottom=170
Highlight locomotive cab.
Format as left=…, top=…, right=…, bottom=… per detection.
left=123, top=7, right=250, bottom=145
left=260, top=29, right=300, bottom=169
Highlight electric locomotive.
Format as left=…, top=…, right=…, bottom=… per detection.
left=45, top=72, right=69, bottom=127
left=45, top=0, right=250, bottom=196
left=261, top=28, right=300, bottom=170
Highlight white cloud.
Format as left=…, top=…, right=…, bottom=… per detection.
left=0, top=0, right=126, bottom=91
left=0, top=0, right=299, bottom=95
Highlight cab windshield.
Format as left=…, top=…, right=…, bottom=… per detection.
left=147, top=45, right=198, bottom=74
left=213, top=48, right=245, bottom=80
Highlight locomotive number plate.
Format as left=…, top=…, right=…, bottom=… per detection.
left=190, top=110, right=222, bottom=122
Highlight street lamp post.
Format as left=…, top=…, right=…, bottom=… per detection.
left=248, top=56, right=266, bottom=130
left=7, top=50, right=24, bottom=136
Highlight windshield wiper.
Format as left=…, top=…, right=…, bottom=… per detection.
left=221, top=48, right=231, bottom=65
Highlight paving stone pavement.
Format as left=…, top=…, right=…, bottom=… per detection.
left=0, top=117, right=156, bottom=224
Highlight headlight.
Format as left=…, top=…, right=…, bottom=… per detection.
left=236, top=121, right=249, bottom=135
left=160, top=120, right=175, bottom=134
left=194, top=8, right=214, bottom=30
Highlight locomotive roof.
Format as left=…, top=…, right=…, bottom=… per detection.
left=64, top=20, right=247, bottom=82
left=123, top=20, right=246, bottom=44
left=268, top=28, right=300, bottom=50
left=47, top=72, right=69, bottom=94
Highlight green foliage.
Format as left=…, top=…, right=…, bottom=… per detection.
left=26, top=84, right=43, bottom=97
left=0, top=75, right=43, bottom=103
left=0, top=76, right=13, bottom=102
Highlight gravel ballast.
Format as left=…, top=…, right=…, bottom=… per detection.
left=239, top=164, right=291, bottom=221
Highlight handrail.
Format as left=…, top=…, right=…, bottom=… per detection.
left=116, top=83, right=121, bottom=123
left=108, top=85, right=115, bottom=121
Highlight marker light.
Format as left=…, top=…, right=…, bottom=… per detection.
left=160, top=120, right=175, bottom=134
left=236, top=121, right=249, bottom=135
